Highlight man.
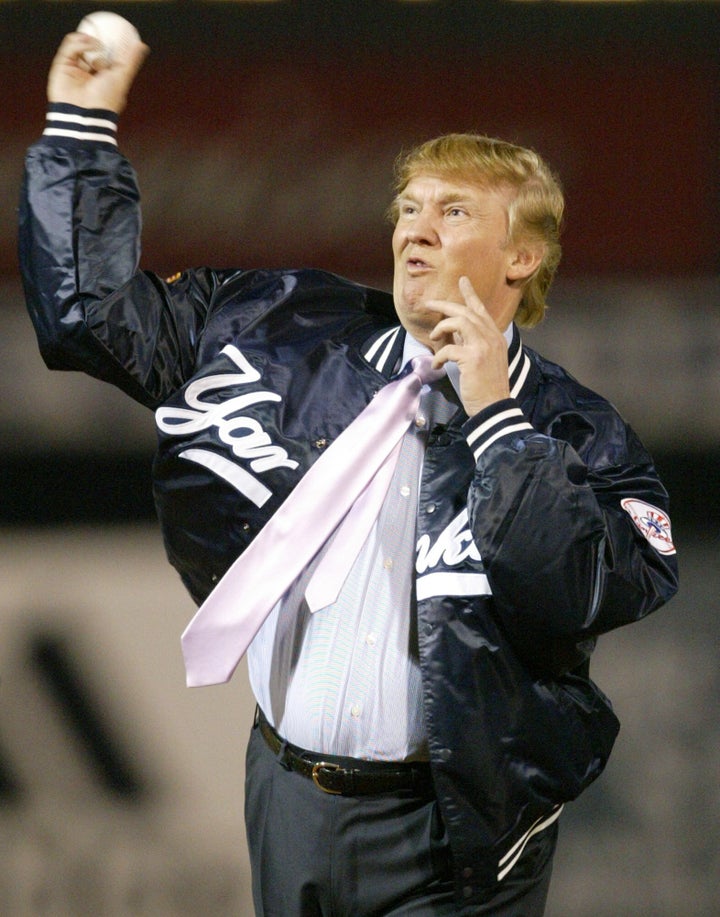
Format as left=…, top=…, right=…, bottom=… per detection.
left=20, top=30, right=678, bottom=916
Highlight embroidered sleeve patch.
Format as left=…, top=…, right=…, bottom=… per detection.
left=621, top=498, right=676, bottom=555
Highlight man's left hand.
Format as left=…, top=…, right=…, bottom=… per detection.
left=427, top=276, right=511, bottom=417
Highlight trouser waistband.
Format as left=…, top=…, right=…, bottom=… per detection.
left=256, top=707, right=434, bottom=797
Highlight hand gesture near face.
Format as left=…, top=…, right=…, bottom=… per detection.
left=427, top=276, right=512, bottom=417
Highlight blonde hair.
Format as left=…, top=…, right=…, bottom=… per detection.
left=390, top=133, right=564, bottom=328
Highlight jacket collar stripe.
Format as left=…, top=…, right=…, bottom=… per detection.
left=362, top=326, right=403, bottom=374
left=507, top=325, right=533, bottom=400
left=362, top=322, right=533, bottom=399
left=507, top=325, right=523, bottom=378
left=509, top=353, right=531, bottom=400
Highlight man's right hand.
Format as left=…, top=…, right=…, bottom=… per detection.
left=47, top=31, right=149, bottom=114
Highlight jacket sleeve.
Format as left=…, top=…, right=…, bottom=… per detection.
left=18, top=107, right=220, bottom=409
left=463, top=394, right=678, bottom=673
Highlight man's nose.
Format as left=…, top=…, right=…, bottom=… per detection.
left=406, top=210, right=438, bottom=245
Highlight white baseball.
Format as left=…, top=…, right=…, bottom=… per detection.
left=77, top=11, right=141, bottom=70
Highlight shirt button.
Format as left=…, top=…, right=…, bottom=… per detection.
left=400, top=485, right=411, bottom=498
left=366, top=633, right=377, bottom=647
left=350, top=704, right=362, bottom=718
left=383, top=558, right=394, bottom=570
left=415, top=413, right=427, bottom=428
left=426, top=503, right=437, bottom=514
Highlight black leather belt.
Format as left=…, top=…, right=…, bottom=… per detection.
left=256, top=709, right=434, bottom=797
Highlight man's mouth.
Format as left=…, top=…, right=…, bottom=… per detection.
left=406, top=257, right=431, bottom=273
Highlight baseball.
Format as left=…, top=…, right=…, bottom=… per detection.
left=77, top=11, right=141, bottom=70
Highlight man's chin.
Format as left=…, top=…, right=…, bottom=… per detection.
left=396, top=307, right=439, bottom=346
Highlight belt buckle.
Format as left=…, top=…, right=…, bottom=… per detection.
left=311, top=761, right=343, bottom=795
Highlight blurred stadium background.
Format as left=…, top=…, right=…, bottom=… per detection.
left=0, top=1, right=718, bottom=914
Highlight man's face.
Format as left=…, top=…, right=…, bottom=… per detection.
left=392, top=175, right=519, bottom=346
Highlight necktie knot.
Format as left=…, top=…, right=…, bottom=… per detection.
left=411, top=353, right=445, bottom=386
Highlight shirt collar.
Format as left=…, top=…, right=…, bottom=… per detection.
left=362, top=322, right=531, bottom=402
left=401, top=324, right=516, bottom=401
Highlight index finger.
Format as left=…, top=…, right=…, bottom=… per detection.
left=458, top=276, right=491, bottom=315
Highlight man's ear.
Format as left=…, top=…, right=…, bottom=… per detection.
left=507, top=246, right=543, bottom=283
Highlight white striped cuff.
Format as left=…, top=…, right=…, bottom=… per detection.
left=465, top=399, right=534, bottom=462
left=44, top=103, right=118, bottom=147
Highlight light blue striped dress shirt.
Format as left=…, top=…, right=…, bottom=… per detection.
left=248, top=328, right=511, bottom=760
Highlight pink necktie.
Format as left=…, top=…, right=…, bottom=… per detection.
left=181, top=354, right=442, bottom=687
left=304, top=438, right=403, bottom=613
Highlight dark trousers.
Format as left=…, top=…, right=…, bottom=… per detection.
left=244, top=720, right=556, bottom=916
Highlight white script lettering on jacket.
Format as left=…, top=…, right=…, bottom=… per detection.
left=415, top=509, right=492, bottom=601
left=155, top=344, right=299, bottom=508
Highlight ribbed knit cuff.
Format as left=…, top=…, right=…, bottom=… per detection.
left=43, top=102, right=118, bottom=148
left=463, top=398, right=534, bottom=463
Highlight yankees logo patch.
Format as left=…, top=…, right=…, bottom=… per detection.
left=621, top=498, right=676, bottom=555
